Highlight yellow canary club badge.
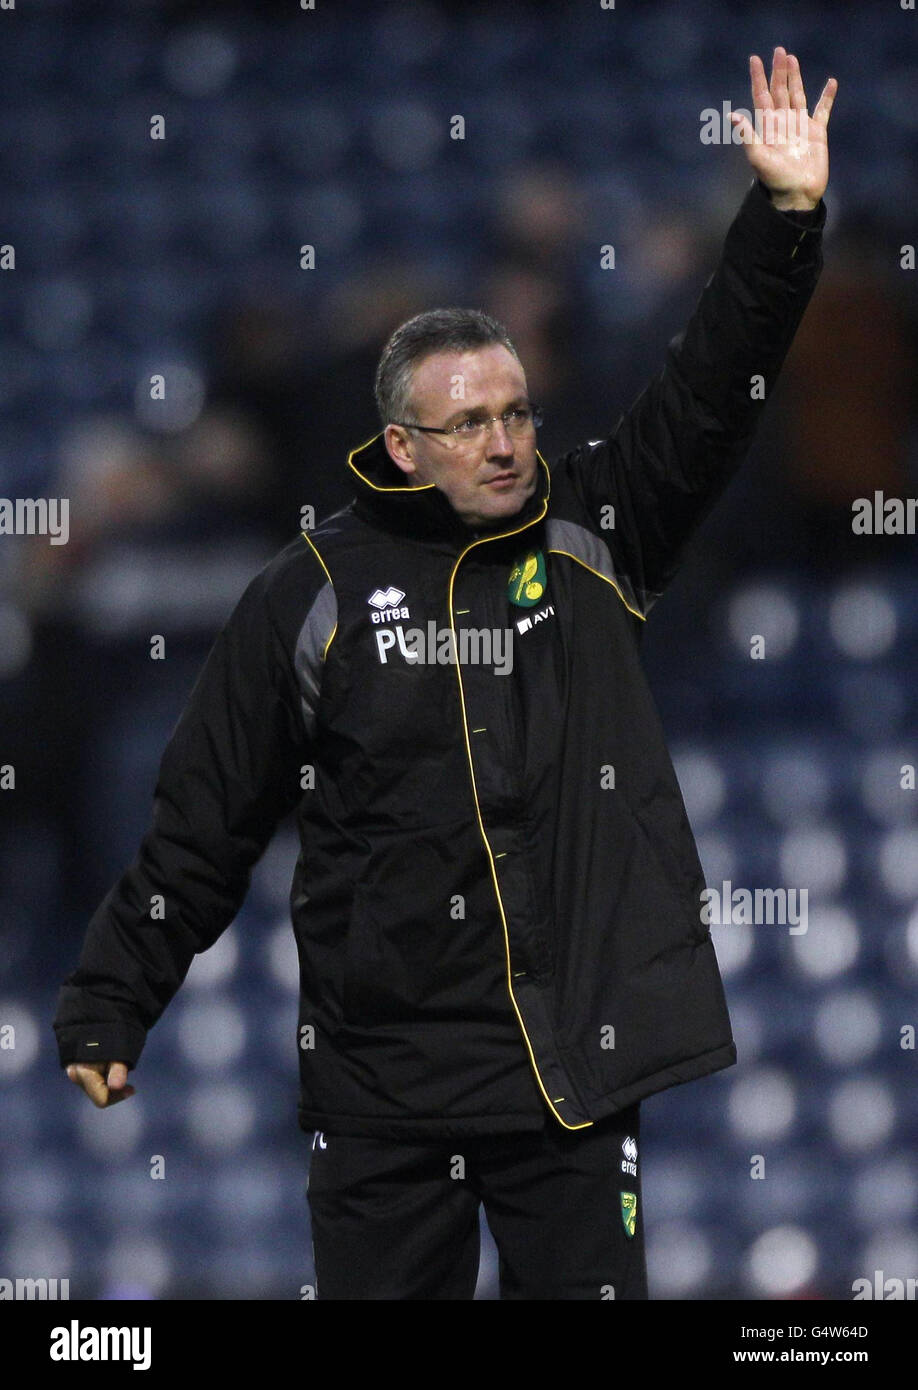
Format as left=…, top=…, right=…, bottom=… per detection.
left=508, top=548, right=547, bottom=608
left=620, top=1191, right=637, bottom=1239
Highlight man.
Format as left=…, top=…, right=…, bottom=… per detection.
left=55, top=50, right=836, bottom=1299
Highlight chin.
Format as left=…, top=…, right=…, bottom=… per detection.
left=466, top=471, right=536, bottom=527
left=482, top=492, right=526, bottom=523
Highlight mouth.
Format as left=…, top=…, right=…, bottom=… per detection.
left=484, top=472, right=518, bottom=488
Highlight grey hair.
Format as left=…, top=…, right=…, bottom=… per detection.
left=374, top=307, right=521, bottom=427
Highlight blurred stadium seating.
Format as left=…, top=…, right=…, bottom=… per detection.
left=0, top=0, right=915, bottom=1300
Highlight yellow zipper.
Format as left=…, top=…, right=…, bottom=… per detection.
left=446, top=482, right=592, bottom=1131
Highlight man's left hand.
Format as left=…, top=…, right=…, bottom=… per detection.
left=730, top=46, right=838, bottom=212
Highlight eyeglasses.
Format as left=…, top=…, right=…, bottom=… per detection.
left=390, top=404, right=543, bottom=449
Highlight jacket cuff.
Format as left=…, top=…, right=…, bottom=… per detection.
left=733, top=176, right=826, bottom=261
left=768, top=200, right=824, bottom=227
left=54, top=1021, right=147, bottom=1070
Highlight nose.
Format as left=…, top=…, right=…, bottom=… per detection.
left=486, top=416, right=514, bottom=456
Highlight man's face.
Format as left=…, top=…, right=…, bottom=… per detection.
left=383, top=344, right=540, bottom=529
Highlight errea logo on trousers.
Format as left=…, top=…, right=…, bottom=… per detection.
left=368, top=587, right=410, bottom=623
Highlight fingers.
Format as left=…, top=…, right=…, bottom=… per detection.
left=787, top=53, right=808, bottom=112
left=749, top=54, right=773, bottom=111
left=750, top=49, right=837, bottom=128
left=728, top=111, right=759, bottom=146
left=813, top=76, right=838, bottom=127
left=750, top=48, right=790, bottom=110
left=66, top=1061, right=135, bottom=1108
left=107, top=1061, right=129, bottom=1090
left=771, top=46, right=790, bottom=109
left=66, top=1063, right=108, bottom=1107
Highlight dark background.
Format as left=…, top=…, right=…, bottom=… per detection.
left=0, top=0, right=916, bottom=1300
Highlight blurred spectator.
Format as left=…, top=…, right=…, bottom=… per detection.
left=780, top=214, right=917, bottom=570
left=206, top=263, right=445, bottom=532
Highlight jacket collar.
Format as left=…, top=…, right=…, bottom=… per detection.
left=346, top=431, right=551, bottom=545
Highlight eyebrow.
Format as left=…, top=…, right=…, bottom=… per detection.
left=442, top=394, right=529, bottom=427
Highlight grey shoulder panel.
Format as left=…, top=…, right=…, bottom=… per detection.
left=545, top=517, right=650, bottom=619
left=293, top=580, right=337, bottom=739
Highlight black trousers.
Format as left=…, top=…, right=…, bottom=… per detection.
left=306, top=1102, right=647, bottom=1300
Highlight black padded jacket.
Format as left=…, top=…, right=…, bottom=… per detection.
left=53, top=179, right=826, bottom=1138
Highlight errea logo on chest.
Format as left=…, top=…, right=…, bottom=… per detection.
left=367, top=587, right=410, bottom=624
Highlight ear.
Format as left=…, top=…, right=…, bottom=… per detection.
left=384, top=424, right=418, bottom=479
